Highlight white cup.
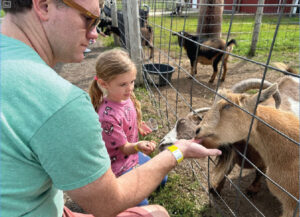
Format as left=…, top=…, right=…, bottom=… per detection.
left=146, top=118, right=158, bottom=131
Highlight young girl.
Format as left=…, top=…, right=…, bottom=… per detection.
left=89, top=49, right=167, bottom=206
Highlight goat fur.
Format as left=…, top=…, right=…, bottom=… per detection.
left=159, top=107, right=265, bottom=196
left=208, top=66, right=299, bottom=195
left=196, top=85, right=299, bottom=217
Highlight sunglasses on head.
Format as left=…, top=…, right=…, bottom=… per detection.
left=62, top=0, right=101, bottom=32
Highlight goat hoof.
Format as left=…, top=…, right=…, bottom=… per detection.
left=208, top=79, right=214, bottom=83
left=246, top=189, right=258, bottom=198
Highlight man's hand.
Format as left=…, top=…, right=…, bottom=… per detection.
left=173, top=139, right=222, bottom=159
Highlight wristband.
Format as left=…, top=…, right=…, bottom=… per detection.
left=167, top=145, right=184, bottom=164
left=134, top=144, right=140, bottom=152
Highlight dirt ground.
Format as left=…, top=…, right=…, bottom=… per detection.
left=56, top=40, right=288, bottom=217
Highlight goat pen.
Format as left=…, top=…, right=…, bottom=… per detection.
left=102, top=0, right=299, bottom=216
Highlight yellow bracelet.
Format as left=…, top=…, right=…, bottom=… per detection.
left=134, top=144, right=140, bottom=152
left=167, top=145, right=184, bottom=164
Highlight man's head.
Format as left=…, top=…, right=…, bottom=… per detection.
left=1, top=0, right=104, bottom=13
left=2, top=0, right=104, bottom=65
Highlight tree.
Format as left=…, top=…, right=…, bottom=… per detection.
left=196, top=0, right=224, bottom=39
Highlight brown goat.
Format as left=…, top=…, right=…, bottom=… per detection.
left=159, top=108, right=266, bottom=196
left=140, top=25, right=154, bottom=60
left=173, top=31, right=236, bottom=82
left=213, top=64, right=299, bottom=194
left=195, top=85, right=299, bottom=217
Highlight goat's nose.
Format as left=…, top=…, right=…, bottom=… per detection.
left=195, top=127, right=201, bottom=135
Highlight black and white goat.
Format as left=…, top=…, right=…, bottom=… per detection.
left=173, top=31, right=236, bottom=83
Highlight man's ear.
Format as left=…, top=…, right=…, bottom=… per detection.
left=32, top=0, right=50, bottom=21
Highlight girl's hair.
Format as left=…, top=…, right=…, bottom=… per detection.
left=88, top=48, right=143, bottom=130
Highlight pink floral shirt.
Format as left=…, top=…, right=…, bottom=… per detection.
left=98, top=97, right=139, bottom=177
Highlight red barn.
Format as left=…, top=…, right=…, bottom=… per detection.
left=191, top=0, right=297, bottom=13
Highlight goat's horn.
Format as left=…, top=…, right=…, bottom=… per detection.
left=232, top=78, right=281, bottom=109
left=187, top=107, right=210, bottom=117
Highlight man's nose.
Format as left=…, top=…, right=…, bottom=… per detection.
left=87, top=27, right=98, bottom=41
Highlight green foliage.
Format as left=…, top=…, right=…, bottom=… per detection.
left=101, top=36, right=118, bottom=48
left=1, top=9, right=5, bottom=17
left=148, top=15, right=299, bottom=63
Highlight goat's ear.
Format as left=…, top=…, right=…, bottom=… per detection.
left=187, top=107, right=210, bottom=124
left=245, top=83, right=278, bottom=110
left=187, top=113, right=202, bottom=125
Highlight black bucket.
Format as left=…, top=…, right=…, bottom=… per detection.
left=143, top=63, right=175, bottom=87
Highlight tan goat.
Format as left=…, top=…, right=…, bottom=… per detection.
left=195, top=85, right=299, bottom=217
left=209, top=64, right=299, bottom=195
left=158, top=108, right=266, bottom=196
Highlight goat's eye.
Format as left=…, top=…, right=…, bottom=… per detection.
left=222, top=104, right=231, bottom=110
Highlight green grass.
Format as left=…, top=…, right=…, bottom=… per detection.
left=1, top=9, right=5, bottom=17
left=148, top=14, right=299, bottom=63
left=149, top=173, right=221, bottom=217
left=101, top=35, right=116, bottom=48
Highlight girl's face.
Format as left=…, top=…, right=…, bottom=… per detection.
left=100, top=69, right=137, bottom=103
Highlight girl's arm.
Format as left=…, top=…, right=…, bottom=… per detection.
left=119, top=141, right=156, bottom=155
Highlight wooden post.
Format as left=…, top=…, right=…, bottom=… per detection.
left=290, top=0, right=299, bottom=17
left=122, top=0, right=143, bottom=86
left=110, top=0, right=120, bottom=46
left=249, top=0, right=264, bottom=57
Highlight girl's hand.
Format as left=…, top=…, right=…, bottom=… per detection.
left=137, top=140, right=156, bottom=155
left=139, top=121, right=152, bottom=136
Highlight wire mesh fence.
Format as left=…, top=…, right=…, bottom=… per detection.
left=102, top=0, right=299, bottom=216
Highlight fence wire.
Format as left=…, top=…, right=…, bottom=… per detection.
left=106, top=0, right=299, bottom=216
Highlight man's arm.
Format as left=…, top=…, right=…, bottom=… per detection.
left=66, top=140, right=221, bottom=217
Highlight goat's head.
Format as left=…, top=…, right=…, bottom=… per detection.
left=158, top=107, right=210, bottom=151
left=195, top=84, right=279, bottom=146
left=172, top=31, right=192, bottom=48
left=140, top=4, right=150, bottom=27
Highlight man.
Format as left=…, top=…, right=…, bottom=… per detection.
left=0, top=0, right=222, bottom=217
